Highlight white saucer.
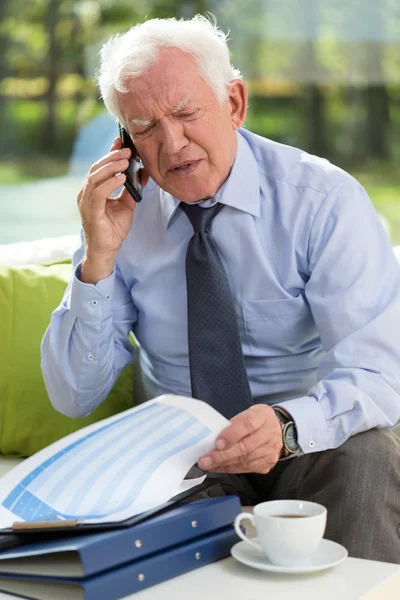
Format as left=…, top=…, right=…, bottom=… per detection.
left=231, top=538, right=348, bottom=574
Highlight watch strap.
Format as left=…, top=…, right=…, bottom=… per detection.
left=273, top=408, right=298, bottom=457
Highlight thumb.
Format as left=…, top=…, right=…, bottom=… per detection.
left=117, top=186, right=137, bottom=212
left=110, top=136, right=122, bottom=151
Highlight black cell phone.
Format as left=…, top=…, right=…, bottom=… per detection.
left=118, top=123, right=142, bottom=203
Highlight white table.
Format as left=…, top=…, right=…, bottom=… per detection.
left=130, top=556, right=400, bottom=600
left=0, top=459, right=399, bottom=600
left=0, top=555, right=396, bottom=600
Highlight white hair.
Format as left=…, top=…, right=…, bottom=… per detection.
left=97, top=14, right=242, bottom=124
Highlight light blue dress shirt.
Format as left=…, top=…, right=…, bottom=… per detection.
left=41, top=128, right=400, bottom=454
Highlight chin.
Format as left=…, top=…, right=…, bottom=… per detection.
left=175, top=192, right=212, bottom=203
left=169, top=182, right=216, bottom=203
left=159, top=168, right=216, bottom=202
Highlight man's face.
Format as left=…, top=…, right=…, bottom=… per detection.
left=119, top=48, right=247, bottom=202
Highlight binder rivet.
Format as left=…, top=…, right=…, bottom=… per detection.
left=138, top=574, right=145, bottom=582
left=191, top=520, right=198, bottom=528
left=195, top=552, right=201, bottom=560
left=135, top=539, right=142, bottom=548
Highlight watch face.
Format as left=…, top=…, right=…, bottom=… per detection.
left=284, top=422, right=299, bottom=453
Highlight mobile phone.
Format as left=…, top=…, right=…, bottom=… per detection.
left=118, top=123, right=142, bottom=203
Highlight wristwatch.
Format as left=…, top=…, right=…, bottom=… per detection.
left=273, top=408, right=299, bottom=458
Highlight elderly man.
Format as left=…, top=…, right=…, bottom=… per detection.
left=41, top=16, right=400, bottom=562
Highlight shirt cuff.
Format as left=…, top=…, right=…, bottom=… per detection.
left=68, top=262, right=116, bottom=321
left=274, top=396, right=328, bottom=454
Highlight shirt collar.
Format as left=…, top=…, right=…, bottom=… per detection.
left=157, top=129, right=260, bottom=230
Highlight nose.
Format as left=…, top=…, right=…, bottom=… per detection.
left=156, top=117, right=189, bottom=156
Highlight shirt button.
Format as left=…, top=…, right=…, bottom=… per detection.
left=309, top=440, right=315, bottom=448
left=90, top=300, right=98, bottom=307
left=105, top=295, right=110, bottom=301
left=88, top=353, right=94, bottom=361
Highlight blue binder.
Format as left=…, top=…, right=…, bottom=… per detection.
left=0, top=525, right=238, bottom=600
left=0, top=496, right=241, bottom=578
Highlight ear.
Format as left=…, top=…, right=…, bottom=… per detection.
left=228, top=80, right=248, bottom=130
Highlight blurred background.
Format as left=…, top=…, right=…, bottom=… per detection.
left=0, top=0, right=399, bottom=245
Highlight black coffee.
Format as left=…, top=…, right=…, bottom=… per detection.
left=272, top=514, right=307, bottom=518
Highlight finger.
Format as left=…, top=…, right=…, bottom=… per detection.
left=89, top=158, right=130, bottom=190
left=209, top=460, right=271, bottom=475
left=198, top=425, right=268, bottom=470
left=79, top=158, right=129, bottom=212
left=80, top=173, right=126, bottom=218
left=87, top=144, right=131, bottom=177
left=215, top=404, right=273, bottom=450
left=116, top=185, right=137, bottom=212
left=77, top=138, right=128, bottom=209
left=208, top=454, right=279, bottom=475
left=217, top=444, right=280, bottom=469
left=111, top=136, right=122, bottom=151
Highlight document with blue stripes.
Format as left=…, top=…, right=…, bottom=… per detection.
left=0, top=395, right=230, bottom=529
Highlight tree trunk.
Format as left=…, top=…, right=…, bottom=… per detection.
left=194, top=0, right=208, bottom=12
left=0, top=0, right=10, bottom=150
left=43, top=0, right=60, bottom=149
left=362, top=4, right=390, bottom=161
left=364, top=84, right=390, bottom=160
left=297, top=0, right=329, bottom=158
left=307, top=83, right=327, bottom=157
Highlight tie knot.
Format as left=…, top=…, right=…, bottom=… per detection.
left=181, top=201, right=224, bottom=233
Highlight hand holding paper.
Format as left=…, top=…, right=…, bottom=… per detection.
left=0, top=395, right=230, bottom=530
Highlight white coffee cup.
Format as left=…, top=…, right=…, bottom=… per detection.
left=234, top=500, right=327, bottom=567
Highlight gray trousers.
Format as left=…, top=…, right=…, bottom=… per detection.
left=209, top=429, right=400, bottom=564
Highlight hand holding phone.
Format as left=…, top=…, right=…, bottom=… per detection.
left=118, top=124, right=143, bottom=202
left=77, top=136, right=139, bottom=283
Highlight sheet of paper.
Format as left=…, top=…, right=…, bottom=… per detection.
left=0, top=395, right=230, bottom=528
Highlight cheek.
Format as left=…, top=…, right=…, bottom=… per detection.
left=137, top=143, right=160, bottom=174
left=190, top=123, right=229, bottom=165
left=202, top=130, right=233, bottom=171
left=206, top=112, right=235, bottom=154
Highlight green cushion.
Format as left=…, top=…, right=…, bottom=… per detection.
left=0, top=262, right=133, bottom=457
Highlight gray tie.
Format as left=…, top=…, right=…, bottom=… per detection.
left=181, top=201, right=254, bottom=419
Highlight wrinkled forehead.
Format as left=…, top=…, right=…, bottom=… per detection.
left=117, top=49, right=212, bottom=123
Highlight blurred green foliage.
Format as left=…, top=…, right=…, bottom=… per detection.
left=0, top=0, right=399, bottom=243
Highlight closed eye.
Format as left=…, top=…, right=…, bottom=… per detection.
left=133, top=124, right=155, bottom=138
left=132, top=109, right=199, bottom=138
left=176, top=110, right=199, bottom=119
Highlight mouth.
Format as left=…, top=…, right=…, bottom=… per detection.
left=167, top=160, right=202, bottom=176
